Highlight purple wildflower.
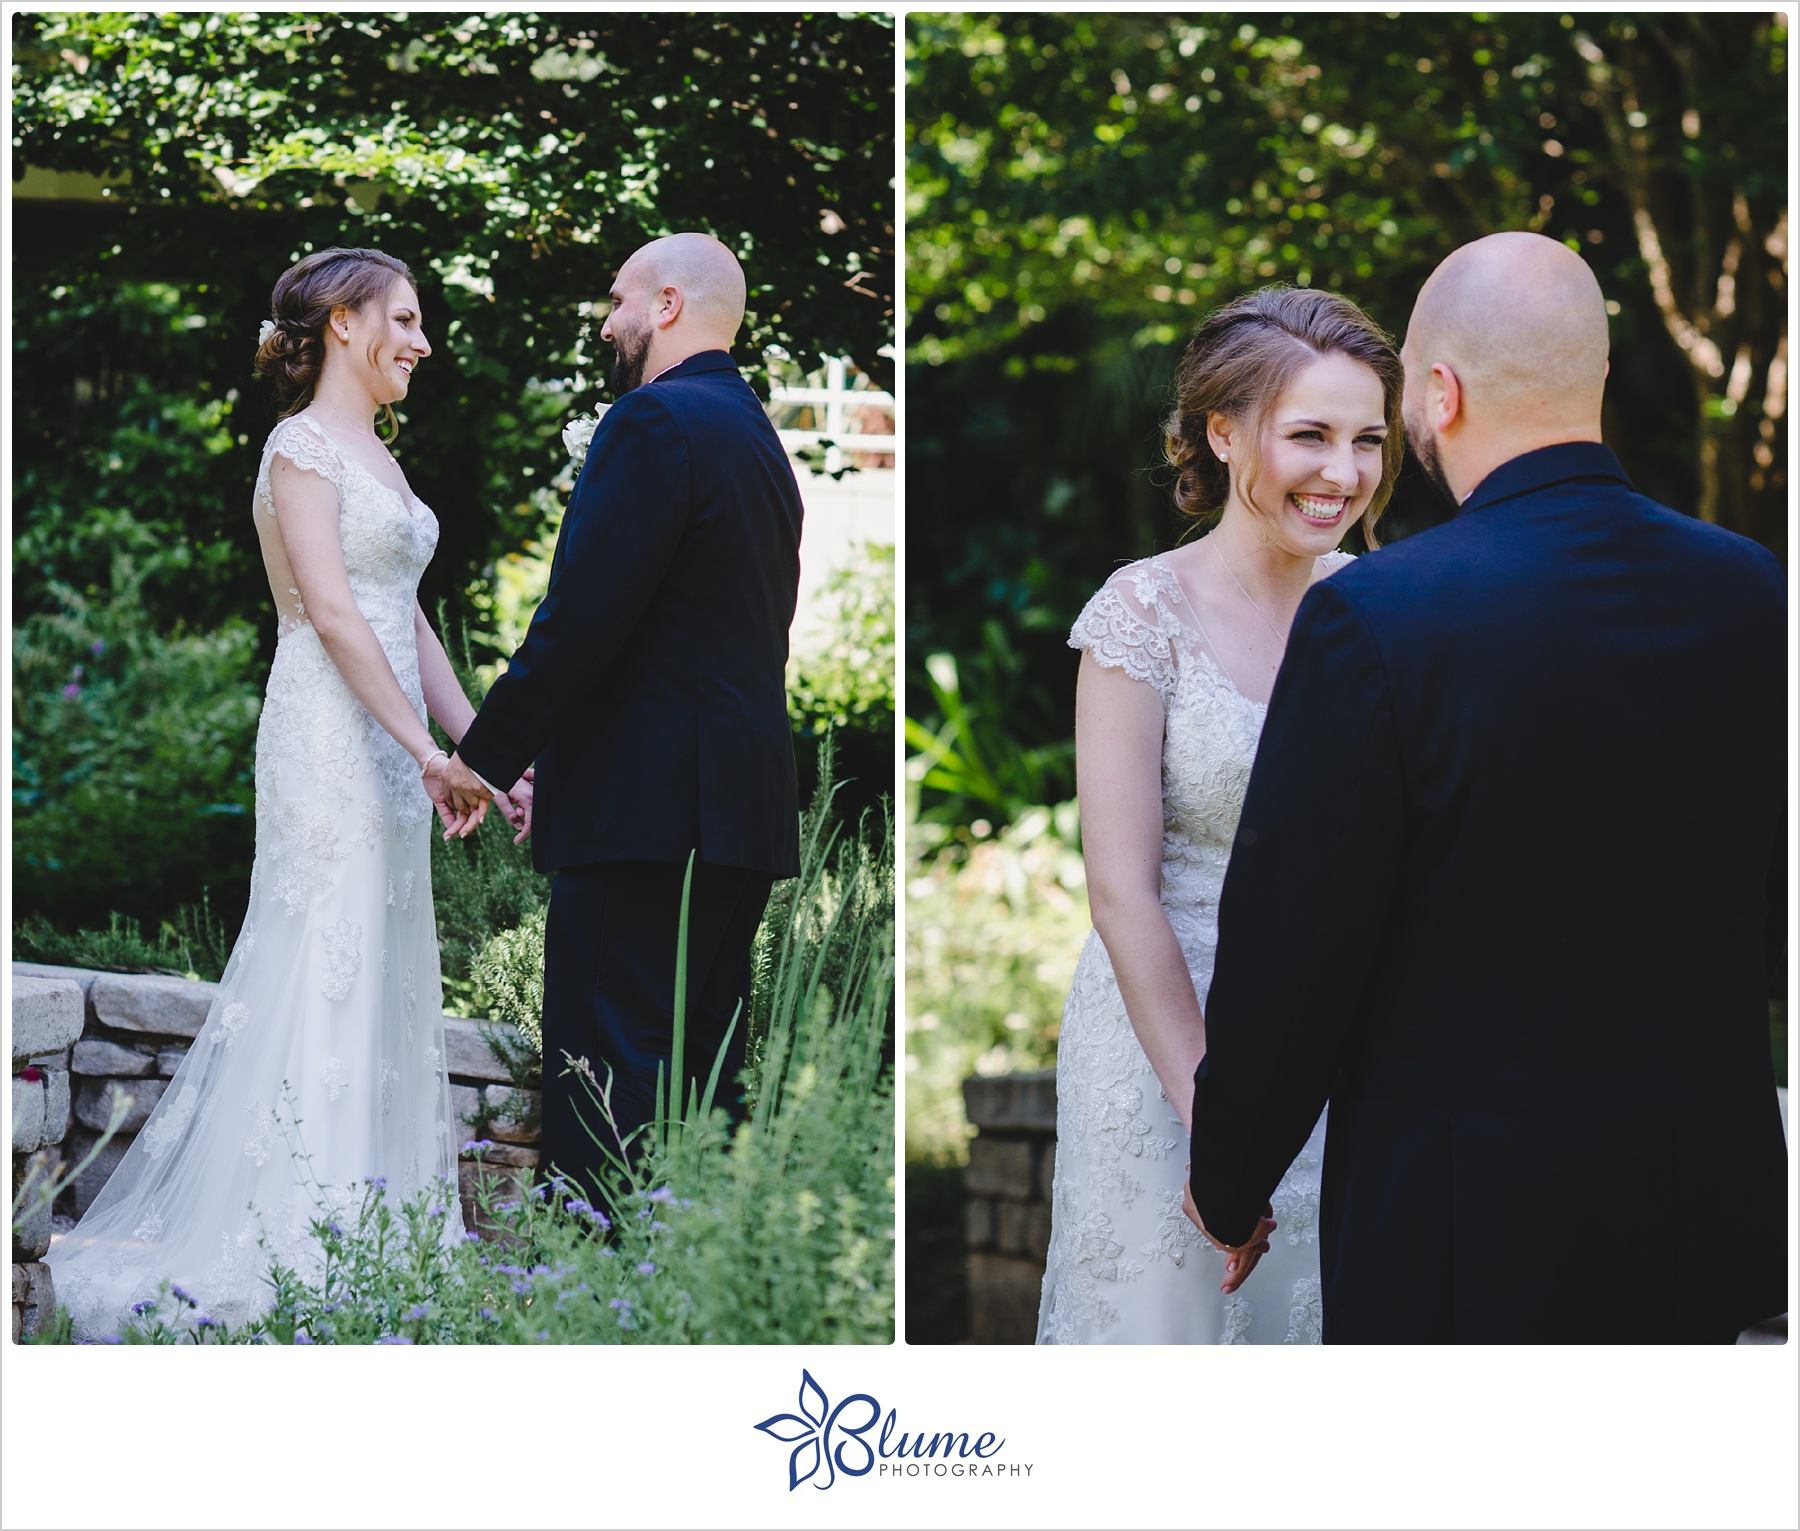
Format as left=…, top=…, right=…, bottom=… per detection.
left=101, top=1334, right=124, bottom=1344
left=536, top=1330, right=550, bottom=1341
left=131, top=1299, right=155, bottom=1315
left=196, top=1316, right=219, bottom=1329
left=376, top=1334, right=414, bottom=1345
left=462, top=1229, right=482, bottom=1243
left=294, top=1333, right=315, bottom=1345
left=61, top=683, right=81, bottom=700
left=479, top=1308, right=495, bottom=1322
left=405, top=1303, right=430, bottom=1321
left=171, top=1284, right=197, bottom=1307
left=647, top=1187, right=675, bottom=1204
left=636, top=1261, right=656, bottom=1276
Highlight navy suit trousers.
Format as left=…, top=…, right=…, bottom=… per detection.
left=540, top=859, right=773, bottom=1200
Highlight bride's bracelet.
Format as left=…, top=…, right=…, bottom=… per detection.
left=418, top=747, right=449, bottom=777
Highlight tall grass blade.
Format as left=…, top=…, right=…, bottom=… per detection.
left=667, top=850, right=695, bottom=1152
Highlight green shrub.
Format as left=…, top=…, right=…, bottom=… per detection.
left=14, top=896, right=231, bottom=983
left=12, top=560, right=262, bottom=934
left=905, top=802, right=1088, bottom=1164
left=471, top=908, right=547, bottom=1052
left=787, top=542, right=895, bottom=732
left=77, top=760, right=895, bottom=1346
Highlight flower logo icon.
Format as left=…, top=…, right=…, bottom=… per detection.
left=753, top=1369, right=880, bottom=1491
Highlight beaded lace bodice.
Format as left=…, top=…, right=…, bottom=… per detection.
left=1036, top=549, right=1351, bottom=1345
left=253, top=415, right=440, bottom=833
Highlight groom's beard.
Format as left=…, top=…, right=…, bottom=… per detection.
left=1405, top=415, right=1460, bottom=514
left=609, top=322, right=652, bottom=397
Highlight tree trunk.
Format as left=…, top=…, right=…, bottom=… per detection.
left=1575, top=16, right=1787, bottom=563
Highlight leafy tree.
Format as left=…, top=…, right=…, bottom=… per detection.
left=12, top=10, right=895, bottom=638
left=12, top=11, right=895, bottom=929
left=905, top=11, right=1786, bottom=825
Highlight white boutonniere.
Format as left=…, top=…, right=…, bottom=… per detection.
left=561, top=404, right=609, bottom=467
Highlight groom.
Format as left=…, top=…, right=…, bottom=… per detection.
left=1186, top=232, right=1787, bottom=1342
left=441, top=233, right=803, bottom=1196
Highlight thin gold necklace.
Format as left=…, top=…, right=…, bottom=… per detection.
left=313, top=399, right=378, bottom=440
left=1211, top=536, right=1291, bottom=660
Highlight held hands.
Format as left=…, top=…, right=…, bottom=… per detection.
left=492, top=767, right=534, bottom=845
left=421, top=752, right=532, bottom=843
left=422, top=751, right=490, bottom=839
left=1182, top=1168, right=1276, bottom=1295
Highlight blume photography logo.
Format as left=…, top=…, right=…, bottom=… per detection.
left=753, top=1370, right=1031, bottom=1492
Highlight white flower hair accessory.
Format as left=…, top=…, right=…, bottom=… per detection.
left=258, top=319, right=279, bottom=346
left=561, top=404, right=609, bottom=466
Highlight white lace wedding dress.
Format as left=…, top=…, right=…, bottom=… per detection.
left=1036, top=550, right=1352, bottom=1345
left=47, top=415, right=464, bottom=1340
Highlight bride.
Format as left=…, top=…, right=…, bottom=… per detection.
left=47, top=246, right=528, bottom=1340
left=1037, top=287, right=1405, bottom=1344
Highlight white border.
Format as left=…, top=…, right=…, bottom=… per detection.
left=5, top=8, right=1797, bottom=1531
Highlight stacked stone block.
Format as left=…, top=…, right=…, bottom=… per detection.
left=444, top=1017, right=540, bottom=1231
left=960, top=1069, right=1057, bottom=1344
left=14, top=963, right=209, bottom=1222
left=9, top=961, right=541, bottom=1332
left=13, top=975, right=84, bottom=1340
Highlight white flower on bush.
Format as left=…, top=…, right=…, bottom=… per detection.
left=562, top=405, right=609, bottom=466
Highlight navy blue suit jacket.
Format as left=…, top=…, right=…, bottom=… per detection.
left=458, top=351, right=803, bottom=878
left=1189, top=442, right=1787, bottom=1342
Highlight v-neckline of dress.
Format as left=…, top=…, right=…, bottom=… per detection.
left=303, top=417, right=424, bottom=519
left=1144, top=554, right=1273, bottom=712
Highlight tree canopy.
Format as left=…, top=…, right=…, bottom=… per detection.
left=905, top=11, right=1787, bottom=826
left=13, top=10, right=894, bottom=637
left=11, top=11, right=895, bottom=931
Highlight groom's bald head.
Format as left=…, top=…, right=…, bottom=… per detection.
left=620, top=233, right=746, bottom=341
left=602, top=232, right=747, bottom=394
left=1407, top=232, right=1609, bottom=418
left=1401, top=232, right=1610, bottom=501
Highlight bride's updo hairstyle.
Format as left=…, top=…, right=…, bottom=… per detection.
left=1165, top=285, right=1405, bottom=547
left=254, top=246, right=414, bottom=434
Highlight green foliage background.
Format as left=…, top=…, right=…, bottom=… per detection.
left=902, top=13, right=1789, bottom=1182
left=11, top=11, right=895, bottom=933
left=905, top=11, right=1788, bottom=830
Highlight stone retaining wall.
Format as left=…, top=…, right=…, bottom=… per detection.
left=10, top=962, right=539, bottom=1338
left=12, top=974, right=85, bottom=1339
left=960, top=1069, right=1056, bottom=1344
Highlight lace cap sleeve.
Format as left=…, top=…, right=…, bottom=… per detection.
left=255, top=415, right=347, bottom=516
left=1068, top=559, right=1187, bottom=705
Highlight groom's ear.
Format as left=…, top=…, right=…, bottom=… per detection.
left=1430, top=362, right=1463, bottom=433
left=655, top=284, right=684, bottom=331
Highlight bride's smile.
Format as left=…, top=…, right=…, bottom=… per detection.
left=1215, top=348, right=1389, bottom=558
